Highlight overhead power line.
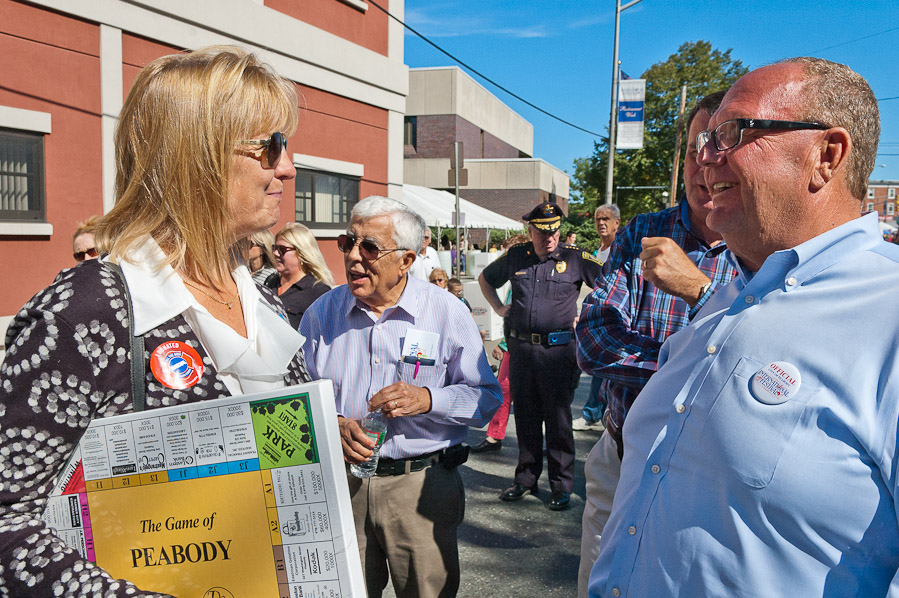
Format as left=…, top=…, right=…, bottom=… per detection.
left=367, top=0, right=604, bottom=137
left=808, top=26, right=899, bottom=54
left=369, top=2, right=897, bottom=138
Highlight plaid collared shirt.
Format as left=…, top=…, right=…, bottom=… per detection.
left=575, top=199, right=736, bottom=450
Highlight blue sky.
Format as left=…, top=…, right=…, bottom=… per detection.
left=403, top=0, right=899, bottom=184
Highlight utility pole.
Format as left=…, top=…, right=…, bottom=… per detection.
left=448, top=142, right=467, bottom=278
left=605, top=0, right=645, bottom=205
left=668, top=84, right=687, bottom=207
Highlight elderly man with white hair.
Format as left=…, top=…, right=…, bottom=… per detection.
left=299, top=196, right=501, bottom=598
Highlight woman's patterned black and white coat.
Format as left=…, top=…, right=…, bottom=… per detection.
left=0, top=259, right=311, bottom=597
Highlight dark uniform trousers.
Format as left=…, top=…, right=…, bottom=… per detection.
left=507, top=336, right=581, bottom=493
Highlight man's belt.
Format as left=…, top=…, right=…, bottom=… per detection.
left=375, top=444, right=470, bottom=476
left=508, top=328, right=574, bottom=346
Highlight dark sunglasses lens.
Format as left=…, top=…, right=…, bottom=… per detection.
left=359, top=240, right=382, bottom=260
left=266, top=133, right=286, bottom=167
left=337, top=234, right=352, bottom=253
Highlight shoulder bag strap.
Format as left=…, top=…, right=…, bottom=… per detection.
left=103, top=261, right=147, bottom=412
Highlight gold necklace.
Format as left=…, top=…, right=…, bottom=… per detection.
left=183, top=280, right=239, bottom=309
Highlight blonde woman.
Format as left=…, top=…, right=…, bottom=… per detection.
left=72, top=214, right=101, bottom=262
left=429, top=267, right=449, bottom=289
left=0, top=46, right=311, bottom=595
left=269, top=222, right=334, bottom=328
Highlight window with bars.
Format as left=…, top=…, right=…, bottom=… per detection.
left=0, top=129, right=45, bottom=221
left=295, top=169, right=359, bottom=227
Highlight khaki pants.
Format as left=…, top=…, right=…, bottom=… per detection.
left=348, top=464, right=465, bottom=598
left=577, top=432, right=621, bottom=598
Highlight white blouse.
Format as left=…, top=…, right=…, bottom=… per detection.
left=113, top=237, right=304, bottom=395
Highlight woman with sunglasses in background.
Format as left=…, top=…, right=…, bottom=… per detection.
left=72, top=214, right=101, bottom=263
left=0, top=46, right=312, bottom=597
left=429, top=268, right=449, bottom=289
left=268, top=222, right=334, bottom=329
left=248, top=228, right=278, bottom=285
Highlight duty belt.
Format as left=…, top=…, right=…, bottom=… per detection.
left=508, top=328, right=573, bottom=346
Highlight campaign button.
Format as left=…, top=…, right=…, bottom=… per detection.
left=750, top=361, right=800, bottom=405
left=150, top=341, right=204, bottom=389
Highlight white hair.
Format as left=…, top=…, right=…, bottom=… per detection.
left=350, top=196, right=425, bottom=252
left=595, top=204, right=621, bottom=220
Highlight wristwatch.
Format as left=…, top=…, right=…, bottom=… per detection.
left=697, top=281, right=712, bottom=303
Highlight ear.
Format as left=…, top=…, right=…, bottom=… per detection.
left=810, top=127, right=851, bottom=191
left=398, top=249, right=417, bottom=276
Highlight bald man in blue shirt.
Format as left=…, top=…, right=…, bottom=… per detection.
left=590, top=58, right=899, bottom=597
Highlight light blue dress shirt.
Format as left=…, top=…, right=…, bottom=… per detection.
left=590, top=213, right=899, bottom=598
left=300, top=276, right=501, bottom=459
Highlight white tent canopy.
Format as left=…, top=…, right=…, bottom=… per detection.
left=400, top=184, right=524, bottom=230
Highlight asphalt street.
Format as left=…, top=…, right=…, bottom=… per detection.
left=383, top=372, right=602, bottom=597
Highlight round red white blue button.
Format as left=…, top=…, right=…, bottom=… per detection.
left=150, top=341, right=204, bottom=389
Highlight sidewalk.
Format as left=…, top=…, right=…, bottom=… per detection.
left=384, top=373, right=604, bottom=597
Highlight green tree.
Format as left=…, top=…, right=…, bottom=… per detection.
left=570, top=40, right=749, bottom=227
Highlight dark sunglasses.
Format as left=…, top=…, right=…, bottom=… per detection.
left=74, top=247, right=99, bottom=262
left=272, top=245, right=296, bottom=257
left=697, top=118, right=828, bottom=152
left=337, top=233, right=405, bottom=261
left=237, top=132, right=287, bottom=168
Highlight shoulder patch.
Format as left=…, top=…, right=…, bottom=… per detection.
left=582, top=251, right=602, bottom=265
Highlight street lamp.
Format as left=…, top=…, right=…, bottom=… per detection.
left=605, top=0, right=645, bottom=205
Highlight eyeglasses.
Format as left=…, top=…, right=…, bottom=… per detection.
left=431, top=277, right=447, bottom=283
left=337, top=232, right=406, bottom=261
left=697, top=119, right=828, bottom=152
left=74, top=247, right=98, bottom=262
left=272, top=245, right=296, bottom=257
left=236, top=132, right=287, bottom=168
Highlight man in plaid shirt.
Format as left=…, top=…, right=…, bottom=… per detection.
left=573, top=91, right=737, bottom=598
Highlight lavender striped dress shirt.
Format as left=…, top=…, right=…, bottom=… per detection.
left=299, top=276, right=502, bottom=459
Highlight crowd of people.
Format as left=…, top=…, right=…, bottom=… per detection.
left=1, top=44, right=897, bottom=598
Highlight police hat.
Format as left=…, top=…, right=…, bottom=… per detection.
left=523, top=201, right=565, bottom=232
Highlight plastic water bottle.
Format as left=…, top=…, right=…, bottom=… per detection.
left=350, top=409, right=388, bottom=478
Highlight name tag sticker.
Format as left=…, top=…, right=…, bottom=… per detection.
left=751, top=361, right=801, bottom=405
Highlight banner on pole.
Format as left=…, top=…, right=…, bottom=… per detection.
left=617, top=79, right=645, bottom=150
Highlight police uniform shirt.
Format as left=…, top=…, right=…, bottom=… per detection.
left=482, top=242, right=602, bottom=334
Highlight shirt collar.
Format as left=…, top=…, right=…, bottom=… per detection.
left=113, top=237, right=193, bottom=336
left=343, top=274, right=423, bottom=321
left=725, top=212, right=882, bottom=292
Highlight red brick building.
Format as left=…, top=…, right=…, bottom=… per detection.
left=866, top=180, right=899, bottom=224
left=0, top=0, right=407, bottom=323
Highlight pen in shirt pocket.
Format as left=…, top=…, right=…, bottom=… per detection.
left=403, top=354, right=435, bottom=379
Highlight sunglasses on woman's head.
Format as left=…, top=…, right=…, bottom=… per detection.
left=237, top=132, right=287, bottom=168
left=337, top=233, right=405, bottom=261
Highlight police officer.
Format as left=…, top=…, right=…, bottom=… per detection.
left=479, top=201, right=602, bottom=510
